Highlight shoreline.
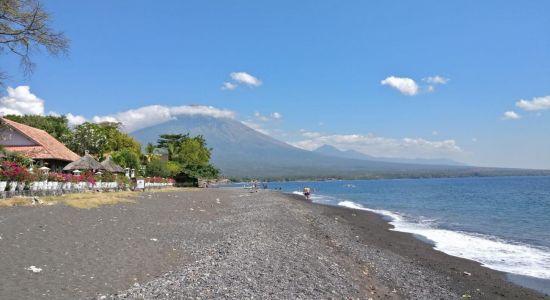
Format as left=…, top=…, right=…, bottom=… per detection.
left=286, top=192, right=550, bottom=298
left=292, top=191, right=550, bottom=296
left=0, top=189, right=547, bottom=299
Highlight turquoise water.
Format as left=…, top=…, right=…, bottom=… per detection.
left=252, top=176, right=550, bottom=287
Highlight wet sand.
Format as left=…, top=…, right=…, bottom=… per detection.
left=0, top=189, right=547, bottom=299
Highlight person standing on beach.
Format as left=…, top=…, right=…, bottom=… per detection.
left=303, top=187, right=311, bottom=200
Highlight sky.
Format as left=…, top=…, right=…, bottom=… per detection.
left=1, top=0, right=549, bottom=169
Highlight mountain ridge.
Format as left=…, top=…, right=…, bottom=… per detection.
left=313, top=144, right=467, bottom=166
left=130, top=115, right=549, bottom=179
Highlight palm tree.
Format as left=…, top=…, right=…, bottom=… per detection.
left=144, top=143, right=156, bottom=162
left=166, top=143, right=179, bottom=161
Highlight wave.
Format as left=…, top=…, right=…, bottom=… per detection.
left=338, top=200, right=550, bottom=280
left=292, top=191, right=340, bottom=204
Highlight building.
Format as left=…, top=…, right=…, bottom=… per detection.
left=0, top=118, right=80, bottom=170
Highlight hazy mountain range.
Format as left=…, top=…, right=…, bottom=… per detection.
left=131, top=115, right=549, bottom=180
left=313, top=144, right=467, bottom=166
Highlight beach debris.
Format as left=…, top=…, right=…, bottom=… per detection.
left=26, top=265, right=43, bottom=273
left=99, top=296, right=107, bottom=300
left=190, top=208, right=194, bottom=211
left=32, top=197, right=43, bottom=205
left=462, top=292, right=472, bottom=298
left=150, top=238, right=158, bottom=242
left=463, top=271, right=472, bottom=276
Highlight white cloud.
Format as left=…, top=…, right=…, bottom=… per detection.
left=423, top=76, right=449, bottom=85
left=221, top=82, right=238, bottom=91
left=291, top=133, right=463, bottom=159
left=301, top=131, right=321, bottom=138
left=0, top=86, right=45, bottom=116
left=66, top=113, right=87, bottom=127
left=472, top=138, right=478, bottom=142
left=254, top=111, right=282, bottom=121
left=93, top=105, right=236, bottom=132
left=432, top=130, right=438, bottom=136
left=502, top=111, right=520, bottom=120
left=515, top=95, right=550, bottom=111
left=381, top=76, right=419, bottom=96
left=241, top=120, right=270, bottom=135
left=254, top=112, right=269, bottom=121
left=230, top=72, right=262, bottom=87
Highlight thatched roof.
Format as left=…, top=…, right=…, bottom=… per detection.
left=63, top=154, right=105, bottom=171
left=101, top=156, right=125, bottom=173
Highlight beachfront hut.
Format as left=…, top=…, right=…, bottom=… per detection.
left=100, top=156, right=125, bottom=174
left=63, top=152, right=105, bottom=172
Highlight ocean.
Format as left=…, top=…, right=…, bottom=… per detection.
left=256, top=176, right=550, bottom=292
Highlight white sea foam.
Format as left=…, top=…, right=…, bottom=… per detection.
left=292, top=191, right=338, bottom=204
left=338, top=200, right=550, bottom=280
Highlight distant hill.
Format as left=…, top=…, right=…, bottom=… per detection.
left=131, top=115, right=549, bottom=180
left=314, top=144, right=467, bottom=166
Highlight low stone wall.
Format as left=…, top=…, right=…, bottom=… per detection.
left=0, top=181, right=175, bottom=199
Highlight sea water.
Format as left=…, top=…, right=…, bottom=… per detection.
left=264, top=176, right=550, bottom=293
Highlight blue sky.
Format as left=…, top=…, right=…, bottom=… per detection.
left=1, top=1, right=549, bottom=169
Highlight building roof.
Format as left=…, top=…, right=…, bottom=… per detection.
left=1, top=118, right=80, bottom=162
left=101, top=156, right=125, bottom=173
left=63, top=153, right=105, bottom=171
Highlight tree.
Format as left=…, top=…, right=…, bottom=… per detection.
left=66, top=122, right=107, bottom=156
left=111, top=148, right=140, bottom=171
left=0, top=0, right=69, bottom=84
left=66, top=122, right=141, bottom=158
left=143, top=143, right=158, bottom=163
left=182, top=163, right=220, bottom=179
left=99, top=122, right=141, bottom=155
left=145, top=159, right=182, bottom=178
left=166, top=142, right=178, bottom=161
left=177, top=135, right=211, bottom=166
left=157, top=134, right=187, bottom=149
left=155, top=133, right=218, bottom=179
left=3, top=114, right=70, bottom=141
left=157, top=134, right=211, bottom=166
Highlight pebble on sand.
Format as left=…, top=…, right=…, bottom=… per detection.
left=26, top=266, right=43, bottom=273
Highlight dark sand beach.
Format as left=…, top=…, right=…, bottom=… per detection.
left=0, top=189, right=547, bottom=299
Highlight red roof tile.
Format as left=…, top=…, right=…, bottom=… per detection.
left=1, top=118, right=80, bottom=162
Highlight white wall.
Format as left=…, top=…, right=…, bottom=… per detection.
left=0, top=126, right=36, bottom=146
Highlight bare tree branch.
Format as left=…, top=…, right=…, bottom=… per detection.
left=0, top=0, right=69, bottom=84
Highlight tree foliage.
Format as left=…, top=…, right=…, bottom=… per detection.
left=66, top=122, right=141, bottom=158
left=178, top=135, right=211, bottom=167
left=145, top=159, right=182, bottom=178
left=182, top=163, right=220, bottom=179
left=0, top=0, right=69, bottom=83
left=156, top=134, right=211, bottom=166
left=156, top=133, right=219, bottom=179
left=143, top=142, right=158, bottom=163
left=111, top=148, right=140, bottom=171
left=100, top=122, right=141, bottom=155
left=157, top=134, right=186, bottom=149
left=3, top=114, right=70, bottom=141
